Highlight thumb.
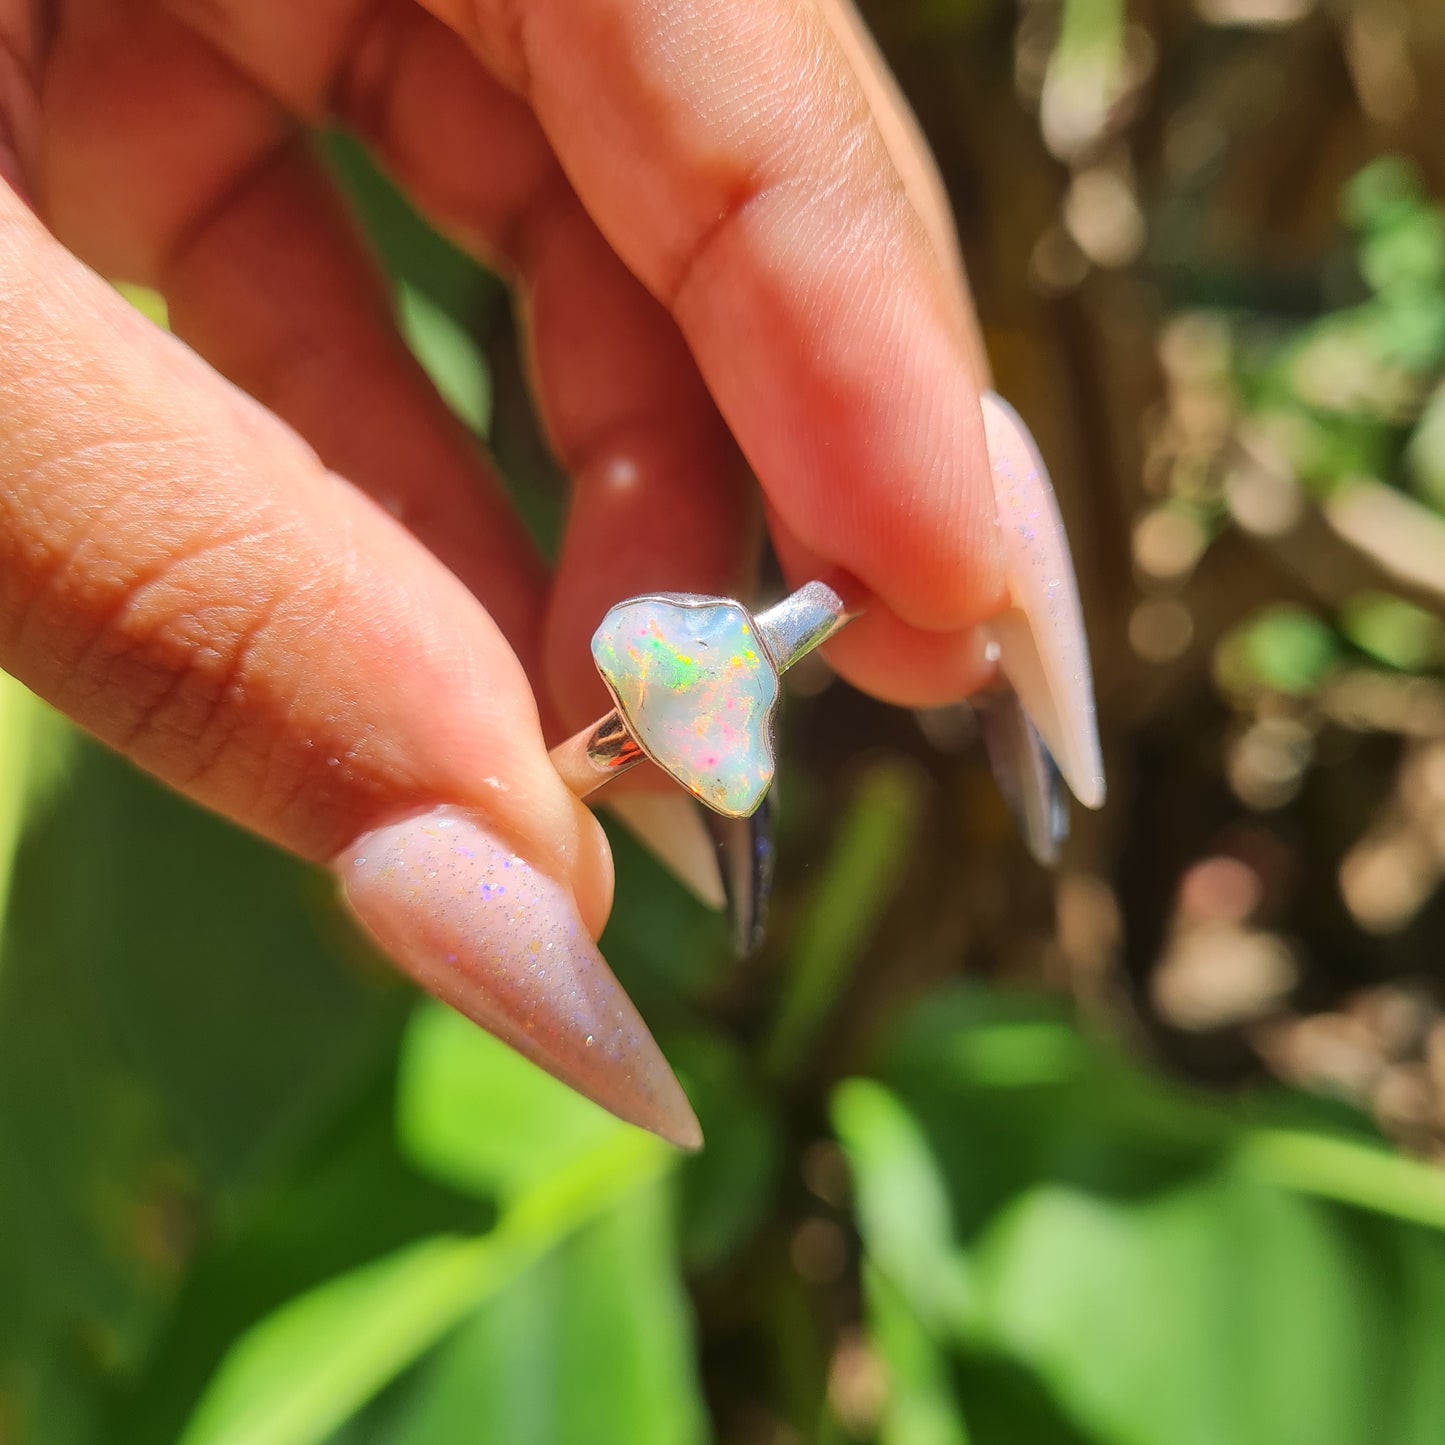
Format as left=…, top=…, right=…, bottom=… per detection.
left=0, top=189, right=699, bottom=1148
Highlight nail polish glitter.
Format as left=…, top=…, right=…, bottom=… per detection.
left=338, top=807, right=702, bottom=1149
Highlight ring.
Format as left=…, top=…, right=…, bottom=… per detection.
left=550, top=579, right=860, bottom=818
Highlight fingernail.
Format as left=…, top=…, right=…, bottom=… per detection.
left=980, top=391, right=1106, bottom=809
left=977, top=689, right=1070, bottom=866
left=604, top=790, right=726, bottom=911
left=703, top=793, right=776, bottom=959
left=336, top=807, right=703, bottom=1150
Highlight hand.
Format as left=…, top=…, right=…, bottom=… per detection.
left=0, top=0, right=1095, bottom=1145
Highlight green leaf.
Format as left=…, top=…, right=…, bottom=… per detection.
left=1407, top=380, right=1445, bottom=512
left=177, top=1236, right=495, bottom=1445
left=832, top=1079, right=971, bottom=1333
left=597, top=815, right=729, bottom=1008
left=0, top=735, right=388, bottom=1443
left=863, top=1267, right=971, bottom=1445
left=368, top=1183, right=707, bottom=1445
left=105, top=1056, right=485, bottom=1445
left=114, top=282, right=170, bottom=330
left=396, top=283, right=491, bottom=436
left=1242, top=399, right=1396, bottom=493
left=1360, top=209, right=1445, bottom=299
left=850, top=989, right=1445, bottom=1445
left=0, top=675, right=46, bottom=941
left=1394, top=1226, right=1445, bottom=1439
left=970, top=1175, right=1416, bottom=1445
left=671, top=1032, right=782, bottom=1272
left=1218, top=605, right=1341, bottom=697
left=181, top=1088, right=676, bottom=1445
left=872, top=989, right=1226, bottom=1241
left=321, top=134, right=496, bottom=322
left=766, top=762, right=925, bottom=1079
left=1360, top=293, right=1445, bottom=375
left=1344, top=157, right=1425, bottom=236
left=396, top=1000, right=626, bottom=1206
left=1240, top=1128, right=1445, bottom=1232
left=1039, top=0, right=1127, bottom=161
left=1338, top=592, right=1445, bottom=673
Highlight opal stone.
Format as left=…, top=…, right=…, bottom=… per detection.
left=591, top=596, right=779, bottom=817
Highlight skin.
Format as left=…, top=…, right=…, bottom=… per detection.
left=0, top=0, right=1110, bottom=1141
left=0, top=0, right=1007, bottom=923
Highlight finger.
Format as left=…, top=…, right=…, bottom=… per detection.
left=808, top=0, right=976, bottom=329
left=162, top=0, right=758, bottom=731
left=167, top=142, right=552, bottom=673
left=768, top=507, right=999, bottom=707
left=170, top=0, right=1006, bottom=709
left=0, top=182, right=578, bottom=884
left=0, top=185, right=699, bottom=1144
left=523, top=198, right=758, bottom=729
left=160, top=0, right=559, bottom=266
left=418, top=0, right=1007, bottom=644
left=40, top=6, right=549, bottom=672
left=353, top=3, right=986, bottom=707
left=809, top=0, right=995, bottom=389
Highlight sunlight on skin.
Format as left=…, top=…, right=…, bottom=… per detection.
left=0, top=0, right=1099, bottom=1142
left=601, top=398, right=1105, bottom=918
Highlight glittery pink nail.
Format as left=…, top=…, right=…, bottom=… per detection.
left=337, top=807, right=702, bottom=1149
left=981, top=391, right=1106, bottom=809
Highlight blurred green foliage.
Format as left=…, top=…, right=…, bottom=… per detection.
left=1198, top=158, right=1445, bottom=701
left=844, top=993, right=1445, bottom=1445
left=5, top=647, right=1445, bottom=1443
left=1218, top=605, right=1342, bottom=699
left=7, top=18, right=1445, bottom=1445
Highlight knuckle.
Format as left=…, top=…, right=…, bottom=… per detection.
left=27, top=517, right=352, bottom=850
left=47, top=548, right=418, bottom=861
left=55, top=543, right=282, bottom=784
left=0, top=438, right=421, bottom=861
left=463, top=0, right=532, bottom=94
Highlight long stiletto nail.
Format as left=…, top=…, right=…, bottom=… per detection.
left=604, top=791, right=726, bottom=911
left=980, top=391, right=1106, bottom=810
left=977, top=689, right=1070, bottom=865
left=606, top=790, right=772, bottom=959
left=704, top=791, right=776, bottom=958
left=337, top=807, right=703, bottom=1150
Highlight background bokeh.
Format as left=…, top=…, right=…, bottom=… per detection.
left=6, top=0, right=1445, bottom=1441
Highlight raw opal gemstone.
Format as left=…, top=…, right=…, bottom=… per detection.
left=591, top=596, right=779, bottom=817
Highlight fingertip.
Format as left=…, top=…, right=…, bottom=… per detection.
left=769, top=512, right=1001, bottom=706
left=820, top=609, right=1001, bottom=708
left=708, top=242, right=1004, bottom=635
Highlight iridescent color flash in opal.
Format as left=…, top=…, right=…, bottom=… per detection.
left=591, top=596, right=779, bottom=818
